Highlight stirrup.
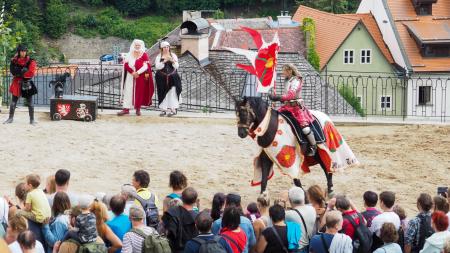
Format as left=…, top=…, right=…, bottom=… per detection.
left=305, top=145, right=317, bottom=157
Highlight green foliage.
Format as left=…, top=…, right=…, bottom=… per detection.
left=296, top=0, right=361, bottom=14
left=80, top=0, right=104, bottom=6
left=154, top=0, right=220, bottom=14
left=213, top=9, right=225, bottom=19
left=338, top=86, right=365, bottom=117
left=45, top=0, right=69, bottom=39
left=302, top=17, right=320, bottom=71
left=112, top=0, right=152, bottom=16
left=71, top=8, right=176, bottom=47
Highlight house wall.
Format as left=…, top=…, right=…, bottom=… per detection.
left=406, top=74, right=450, bottom=121
left=322, top=23, right=404, bottom=117
left=357, top=0, right=408, bottom=70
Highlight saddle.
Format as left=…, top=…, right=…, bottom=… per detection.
left=279, top=111, right=326, bottom=148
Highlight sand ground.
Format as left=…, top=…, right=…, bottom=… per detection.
left=0, top=111, right=449, bottom=217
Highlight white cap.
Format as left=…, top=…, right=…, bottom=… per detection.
left=160, top=41, right=170, bottom=48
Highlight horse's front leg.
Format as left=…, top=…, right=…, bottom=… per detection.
left=315, top=152, right=334, bottom=195
left=259, top=151, right=273, bottom=194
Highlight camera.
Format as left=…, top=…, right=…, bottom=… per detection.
left=437, top=186, right=448, bottom=198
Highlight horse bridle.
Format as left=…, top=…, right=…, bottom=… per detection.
left=237, top=103, right=256, bottom=130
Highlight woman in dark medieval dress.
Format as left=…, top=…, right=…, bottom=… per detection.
left=154, top=41, right=182, bottom=117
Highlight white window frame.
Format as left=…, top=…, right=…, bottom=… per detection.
left=360, top=49, right=372, bottom=64
left=380, top=95, right=392, bottom=111
left=343, top=49, right=355, bottom=64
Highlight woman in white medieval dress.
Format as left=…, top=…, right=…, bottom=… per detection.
left=118, top=39, right=154, bottom=116
left=154, top=41, right=182, bottom=117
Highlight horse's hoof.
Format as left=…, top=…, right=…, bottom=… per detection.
left=327, top=190, right=335, bottom=198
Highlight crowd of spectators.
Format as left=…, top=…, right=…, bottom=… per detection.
left=0, top=168, right=449, bottom=253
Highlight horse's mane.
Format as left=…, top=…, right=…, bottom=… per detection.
left=245, top=97, right=268, bottom=118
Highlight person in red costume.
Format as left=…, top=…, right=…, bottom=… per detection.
left=117, top=39, right=154, bottom=116
left=4, top=45, right=38, bottom=125
left=269, top=64, right=316, bottom=156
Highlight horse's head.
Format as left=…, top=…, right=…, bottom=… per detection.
left=235, top=97, right=259, bottom=138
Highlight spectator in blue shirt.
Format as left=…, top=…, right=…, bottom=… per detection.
left=184, top=210, right=232, bottom=253
left=42, top=192, right=71, bottom=252
left=211, top=193, right=256, bottom=253
left=106, top=194, right=132, bottom=253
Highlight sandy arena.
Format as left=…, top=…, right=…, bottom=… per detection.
left=0, top=111, right=449, bottom=217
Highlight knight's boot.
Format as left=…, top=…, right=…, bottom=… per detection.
left=302, top=126, right=317, bottom=156
left=3, top=103, right=16, bottom=124
left=29, top=106, right=36, bottom=125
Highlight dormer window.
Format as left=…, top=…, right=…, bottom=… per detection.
left=411, top=0, right=438, bottom=15
left=405, top=22, right=450, bottom=57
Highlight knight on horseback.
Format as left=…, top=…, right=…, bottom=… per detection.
left=269, top=64, right=317, bottom=157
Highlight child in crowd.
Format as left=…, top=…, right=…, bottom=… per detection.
left=246, top=202, right=260, bottom=223
left=16, top=174, right=51, bottom=224
left=64, top=195, right=97, bottom=244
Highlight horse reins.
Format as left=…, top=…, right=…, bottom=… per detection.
left=237, top=104, right=256, bottom=130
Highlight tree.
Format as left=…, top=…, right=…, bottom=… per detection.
left=295, top=0, right=361, bottom=13
left=113, top=0, right=152, bottom=16
left=45, top=0, right=68, bottom=39
left=0, top=3, right=22, bottom=99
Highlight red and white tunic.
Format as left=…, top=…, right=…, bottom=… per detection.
left=278, top=76, right=314, bottom=127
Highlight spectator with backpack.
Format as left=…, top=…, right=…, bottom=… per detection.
left=163, top=171, right=188, bottom=213
left=220, top=206, right=247, bottom=253
left=373, top=223, right=402, bottom=253
left=419, top=211, right=449, bottom=253
left=184, top=210, right=233, bottom=253
left=255, top=204, right=301, bottom=253
left=405, top=193, right=434, bottom=253
left=162, top=187, right=199, bottom=253
left=285, top=186, right=317, bottom=253
left=132, top=170, right=161, bottom=229
left=362, top=191, right=381, bottom=228
left=211, top=193, right=256, bottom=253
left=309, top=210, right=353, bottom=253
left=332, top=195, right=372, bottom=253
left=122, top=206, right=169, bottom=253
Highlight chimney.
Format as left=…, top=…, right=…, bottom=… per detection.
left=277, top=11, right=293, bottom=27
left=183, top=10, right=202, bottom=22
left=180, top=18, right=210, bottom=66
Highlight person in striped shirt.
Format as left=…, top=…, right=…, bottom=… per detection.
left=122, top=206, right=158, bottom=253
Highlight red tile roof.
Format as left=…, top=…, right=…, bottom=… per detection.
left=293, top=5, right=394, bottom=70
left=211, top=27, right=305, bottom=54
left=386, top=0, right=450, bottom=72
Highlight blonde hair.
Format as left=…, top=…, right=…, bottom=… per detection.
left=282, top=64, right=301, bottom=80
left=257, top=192, right=270, bottom=208
left=46, top=176, right=56, bottom=195
left=90, top=200, right=109, bottom=238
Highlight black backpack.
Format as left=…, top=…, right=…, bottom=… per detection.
left=192, top=236, right=228, bottom=253
left=163, top=206, right=198, bottom=251
left=344, top=213, right=373, bottom=253
left=135, top=192, right=160, bottom=229
left=412, top=215, right=434, bottom=253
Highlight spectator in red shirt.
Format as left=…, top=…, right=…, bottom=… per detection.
left=220, top=206, right=247, bottom=253
left=334, top=195, right=364, bottom=240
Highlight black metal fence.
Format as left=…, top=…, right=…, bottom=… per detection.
left=1, top=64, right=449, bottom=122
